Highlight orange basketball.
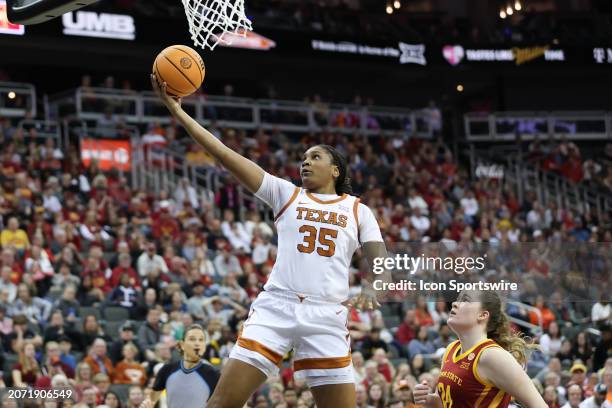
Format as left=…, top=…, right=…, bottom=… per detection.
left=153, top=45, right=205, bottom=97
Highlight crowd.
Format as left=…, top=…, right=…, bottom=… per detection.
left=525, top=136, right=612, bottom=192
left=0, top=104, right=611, bottom=408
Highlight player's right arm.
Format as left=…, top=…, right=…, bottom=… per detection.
left=478, top=347, right=547, bottom=408
left=151, top=75, right=264, bottom=193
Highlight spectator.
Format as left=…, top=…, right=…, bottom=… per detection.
left=579, top=384, right=611, bottom=408
left=93, top=372, right=111, bottom=400
left=73, top=362, right=95, bottom=401
left=10, top=283, right=53, bottom=324
left=204, top=296, right=247, bottom=326
left=414, top=297, right=434, bottom=328
left=563, top=384, right=583, bottom=408
left=0, top=265, right=17, bottom=302
left=5, top=313, right=43, bottom=353
left=76, top=385, right=99, bottom=408
left=108, top=272, right=139, bottom=311
left=137, top=242, right=169, bottom=277
left=126, top=385, right=145, bottom=408
left=103, top=391, right=122, bottom=408
left=138, top=308, right=162, bottom=356
left=592, top=300, right=611, bottom=326
left=58, top=335, right=77, bottom=370
left=356, top=383, right=374, bottom=408
left=53, top=284, right=81, bottom=321
left=109, top=321, right=143, bottom=364
left=0, top=247, right=23, bottom=285
left=83, top=338, right=114, bottom=380
left=110, top=254, right=139, bottom=289
left=43, top=309, right=77, bottom=344
left=540, top=321, right=564, bottom=357
left=114, top=343, right=146, bottom=386
left=1, top=216, right=30, bottom=252
left=213, top=244, right=243, bottom=277
left=407, top=326, right=435, bottom=359
left=41, top=340, right=75, bottom=379
left=544, top=384, right=561, bottom=408
left=12, top=341, right=41, bottom=387
left=79, top=314, right=110, bottom=351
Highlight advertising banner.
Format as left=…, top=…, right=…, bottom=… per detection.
left=81, top=139, right=132, bottom=171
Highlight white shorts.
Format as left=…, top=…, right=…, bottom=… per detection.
left=229, top=290, right=354, bottom=384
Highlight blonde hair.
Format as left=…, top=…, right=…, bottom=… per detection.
left=479, top=291, right=537, bottom=365
left=18, top=341, right=39, bottom=375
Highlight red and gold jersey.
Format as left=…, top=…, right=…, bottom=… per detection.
left=437, top=339, right=511, bottom=408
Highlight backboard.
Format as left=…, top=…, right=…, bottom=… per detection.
left=6, top=0, right=99, bottom=25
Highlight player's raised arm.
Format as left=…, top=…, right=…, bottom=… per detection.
left=151, top=74, right=264, bottom=193
left=478, top=347, right=547, bottom=408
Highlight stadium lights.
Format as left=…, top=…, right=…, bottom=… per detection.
left=386, top=4, right=393, bottom=14
left=8, top=91, right=16, bottom=99
left=456, top=84, right=464, bottom=92
left=500, top=10, right=507, bottom=19
left=393, top=0, right=401, bottom=9
left=514, top=1, right=522, bottom=10
left=506, top=6, right=513, bottom=15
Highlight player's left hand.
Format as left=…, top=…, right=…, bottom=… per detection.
left=344, top=280, right=380, bottom=311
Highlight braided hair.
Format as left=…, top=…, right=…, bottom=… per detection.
left=317, top=144, right=353, bottom=195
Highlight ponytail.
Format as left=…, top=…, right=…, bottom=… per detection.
left=480, top=292, right=537, bottom=366
left=317, top=145, right=353, bottom=195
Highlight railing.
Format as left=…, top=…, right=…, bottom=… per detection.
left=0, top=81, right=37, bottom=118
left=17, top=120, right=62, bottom=148
left=465, top=111, right=612, bottom=141
left=507, top=300, right=543, bottom=336
left=508, top=157, right=611, bottom=218
left=48, top=87, right=435, bottom=138
left=129, top=141, right=272, bottom=221
left=468, top=145, right=611, bottom=219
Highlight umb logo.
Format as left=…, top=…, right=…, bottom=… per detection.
left=62, top=11, right=135, bottom=40
left=0, top=1, right=24, bottom=35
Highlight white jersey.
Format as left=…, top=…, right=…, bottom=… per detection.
left=255, top=173, right=383, bottom=303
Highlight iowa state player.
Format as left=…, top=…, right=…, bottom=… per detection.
left=413, top=290, right=547, bottom=408
left=152, top=76, right=386, bottom=408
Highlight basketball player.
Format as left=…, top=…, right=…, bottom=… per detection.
left=151, top=76, right=387, bottom=408
left=413, top=290, right=547, bottom=408
left=140, top=324, right=219, bottom=408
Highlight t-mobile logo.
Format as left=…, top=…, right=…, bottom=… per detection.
left=593, top=48, right=612, bottom=64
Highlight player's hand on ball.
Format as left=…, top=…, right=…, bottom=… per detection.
left=150, top=74, right=182, bottom=113
left=413, top=380, right=443, bottom=408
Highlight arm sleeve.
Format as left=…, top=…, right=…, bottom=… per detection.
left=152, top=364, right=172, bottom=391
left=200, top=364, right=220, bottom=398
left=358, top=203, right=384, bottom=243
left=254, top=172, right=298, bottom=216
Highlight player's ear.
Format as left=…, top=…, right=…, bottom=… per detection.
left=479, top=310, right=490, bottom=323
left=331, top=164, right=340, bottom=179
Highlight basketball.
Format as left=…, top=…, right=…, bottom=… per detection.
left=152, top=45, right=205, bottom=97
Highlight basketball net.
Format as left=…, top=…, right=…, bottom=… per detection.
left=181, top=0, right=252, bottom=50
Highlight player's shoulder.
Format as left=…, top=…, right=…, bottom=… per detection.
left=478, top=343, right=513, bottom=365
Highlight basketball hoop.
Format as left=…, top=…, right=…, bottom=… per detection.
left=181, top=0, right=252, bottom=50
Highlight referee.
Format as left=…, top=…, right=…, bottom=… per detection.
left=140, top=324, right=219, bottom=408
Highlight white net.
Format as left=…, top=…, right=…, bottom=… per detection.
left=181, top=0, right=253, bottom=50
